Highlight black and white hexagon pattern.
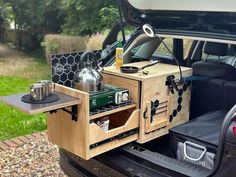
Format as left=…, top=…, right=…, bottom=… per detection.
left=51, top=51, right=101, bottom=88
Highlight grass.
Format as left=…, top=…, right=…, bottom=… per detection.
left=0, top=45, right=50, bottom=140
left=0, top=77, right=47, bottom=140
left=13, top=55, right=51, bottom=80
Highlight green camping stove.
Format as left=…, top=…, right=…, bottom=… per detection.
left=89, top=85, right=130, bottom=111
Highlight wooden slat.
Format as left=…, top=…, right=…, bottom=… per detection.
left=145, top=118, right=169, bottom=133
left=90, top=104, right=136, bottom=120
left=89, top=134, right=138, bottom=158
left=0, top=91, right=81, bottom=115
left=103, top=62, right=192, bottom=81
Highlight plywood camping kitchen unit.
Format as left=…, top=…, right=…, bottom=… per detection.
left=0, top=61, right=192, bottom=160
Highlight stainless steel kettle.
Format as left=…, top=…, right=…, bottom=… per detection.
left=73, top=52, right=103, bottom=93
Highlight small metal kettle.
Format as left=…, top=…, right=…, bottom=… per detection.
left=73, top=52, right=103, bottom=93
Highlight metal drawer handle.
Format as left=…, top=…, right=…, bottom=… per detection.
left=184, top=141, right=207, bottom=161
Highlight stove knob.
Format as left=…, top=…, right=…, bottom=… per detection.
left=122, top=93, right=129, bottom=102
left=118, top=93, right=122, bottom=100
left=115, top=92, right=122, bottom=104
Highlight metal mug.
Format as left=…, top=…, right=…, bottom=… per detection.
left=37, top=80, right=54, bottom=96
left=30, top=83, right=46, bottom=101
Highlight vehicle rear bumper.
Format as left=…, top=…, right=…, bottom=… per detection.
left=59, top=148, right=126, bottom=177
left=59, top=146, right=177, bottom=177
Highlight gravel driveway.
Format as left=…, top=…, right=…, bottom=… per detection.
left=0, top=133, right=67, bottom=177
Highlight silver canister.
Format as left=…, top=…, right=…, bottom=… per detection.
left=37, top=80, right=54, bottom=96
left=30, top=83, right=46, bottom=101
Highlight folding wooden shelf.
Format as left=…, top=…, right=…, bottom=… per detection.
left=0, top=90, right=81, bottom=115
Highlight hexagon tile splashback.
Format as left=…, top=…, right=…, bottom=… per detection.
left=51, top=51, right=101, bottom=88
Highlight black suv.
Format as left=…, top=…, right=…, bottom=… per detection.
left=60, top=1, right=236, bottom=176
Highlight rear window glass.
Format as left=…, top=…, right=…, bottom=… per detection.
left=154, top=38, right=173, bottom=57
left=184, top=39, right=194, bottom=59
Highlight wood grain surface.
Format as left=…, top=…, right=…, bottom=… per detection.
left=89, top=109, right=140, bottom=145
left=90, top=104, right=136, bottom=120
left=138, top=70, right=192, bottom=143
left=103, top=61, right=192, bottom=81
left=47, top=84, right=90, bottom=159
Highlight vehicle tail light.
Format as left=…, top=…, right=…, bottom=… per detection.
left=233, top=125, right=236, bottom=137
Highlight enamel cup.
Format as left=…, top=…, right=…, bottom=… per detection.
left=30, top=83, right=46, bottom=101
left=37, top=80, right=54, bottom=96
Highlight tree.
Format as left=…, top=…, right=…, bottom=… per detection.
left=0, top=0, right=11, bottom=28
left=1, top=0, right=119, bottom=47
left=6, top=0, right=65, bottom=45
left=61, top=0, right=118, bottom=36
left=99, top=6, right=119, bottom=31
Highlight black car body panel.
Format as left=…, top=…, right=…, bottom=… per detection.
left=121, top=0, right=236, bottom=41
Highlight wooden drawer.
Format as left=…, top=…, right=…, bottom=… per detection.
left=48, top=106, right=139, bottom=159
left=89, top=109, right=140, bottom=145
left=88, top=109, right=140, bottom=158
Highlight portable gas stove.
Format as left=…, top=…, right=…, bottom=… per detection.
left=89, top=85, right=130, bottom=111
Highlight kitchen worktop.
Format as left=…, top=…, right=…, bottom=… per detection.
left=103, top=61, right=192, bottom=81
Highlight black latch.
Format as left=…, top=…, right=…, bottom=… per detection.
left=143, top=107, right=148, bottom=119
left=166, top=75, right=179, bottom=94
